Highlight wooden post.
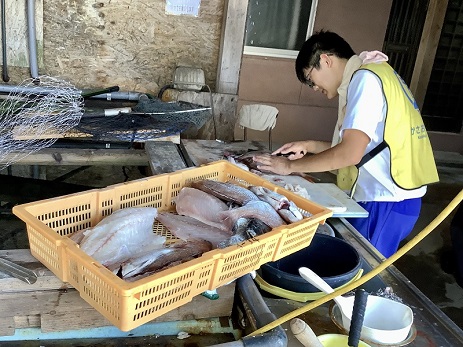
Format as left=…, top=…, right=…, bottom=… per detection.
left=409, top=0, right=448, bottom=109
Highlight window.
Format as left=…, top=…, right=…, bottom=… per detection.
left=244, top=0, right=318, bottom=59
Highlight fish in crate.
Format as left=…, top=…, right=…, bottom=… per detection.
left=71, top=179, right=306, bottom=282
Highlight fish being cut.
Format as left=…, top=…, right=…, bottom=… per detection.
left=226, top=150, right=272, bottom=173
left=79, top=207, right=166, bottom=266
left=219, top=200, right=286, bottom=230
left=123, top=239, right=212, bottom=281
left=248, top=186, right=303, bottom=224
left=156, top=212, right=232, bottom=248
left=175, top=187, right=229, bottom=231
left=191, top=179, right=260, bottom=206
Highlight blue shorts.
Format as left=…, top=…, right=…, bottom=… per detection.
left=346, top=198, right=422, bottom=258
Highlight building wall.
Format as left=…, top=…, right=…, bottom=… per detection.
left=5, top=0, right=224, bottom=94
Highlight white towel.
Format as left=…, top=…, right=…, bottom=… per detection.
left=238, top=104, right=279, bottom=131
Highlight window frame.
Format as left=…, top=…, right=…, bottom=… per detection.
left=243, top=0, right=318, bottom=59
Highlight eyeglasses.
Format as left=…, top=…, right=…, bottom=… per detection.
left=304, top=53, right=332, bottom=88
left=305, top=66, right=316, bottom=88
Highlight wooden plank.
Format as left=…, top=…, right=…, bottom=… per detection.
left=40, top=284, right=235, bottom=333
left=216, top=0, right=249, bottom=94
left=0, top=291, right=74, bottom=318
left=0, top=317, right=15, bottom=336
left=145, top=141, right=187, bottom=174
left=5, top=1, right=44, bottom=68
left=0, top=148, right=149, bottom=166
left=14, top=315, right=41, bottom=330
left=40, top=290, right=113, bottom=332
left=410, top=0, right=448, bottom=108
left=13, top=128, right=181, bottom=144
left=176, top=91, right=238, bottom=141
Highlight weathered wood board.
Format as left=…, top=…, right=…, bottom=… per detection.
left=1, top=1, right=44, bottom=68
left=0, top=148, right=149, bottom=166
left=0, top=250, right=235, bottom=335
left=145, top=141, right=187, bottom=174
left=175, top=91, right=239, bottom=141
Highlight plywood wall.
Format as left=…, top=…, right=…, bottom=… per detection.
left=4, top=0, right=224, bottom=94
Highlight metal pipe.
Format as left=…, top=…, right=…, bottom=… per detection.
left=87, top=91, right=146, bottom=101
left=26, top=0, right=39, bottom=78
left=1, top=0, right=9, bottom=82
left=209, top=275, right=287, bottom=347
left=0, top=84, right=145, bottom=101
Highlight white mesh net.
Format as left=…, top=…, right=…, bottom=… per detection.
left=0, top=76, right=84, bottom=170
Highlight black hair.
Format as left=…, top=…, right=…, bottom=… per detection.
left=295, top=30, right=356, bottom=84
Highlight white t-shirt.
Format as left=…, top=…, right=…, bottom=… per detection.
left=340, top=70, right=426, bottom=202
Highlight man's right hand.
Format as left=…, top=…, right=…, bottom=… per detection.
left=272, top=141, right=307, bottom=160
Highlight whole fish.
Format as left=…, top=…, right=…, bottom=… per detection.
left=156, top=212, right=232, bottom=248
left=219, top=200, right=285, bottom=230
left=218, top=217, right=271, bottom=248
left=191, top=179, right=260, bottom=206
left=226, top=150, right=272, bottom=172
left=248, top=186, right=303, bottom=224
left=175, top=187, right=229, bottom=231
left=78, top=207, right=166, bottom=266
left=122, top=239, right=212, bottom=281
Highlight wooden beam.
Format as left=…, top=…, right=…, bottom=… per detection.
left=410, top=0, right=448, bottom=108
left=1, top=148, right=148, bottom=166
left=216, top=0, right=249, bottom=94
left=13, top=129, right=181, bottom=144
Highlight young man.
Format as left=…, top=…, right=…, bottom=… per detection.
left=254, top=30, right=439, bottom=257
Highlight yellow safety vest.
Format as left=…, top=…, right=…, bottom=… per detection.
left=337, top=62, right=439, bottom=195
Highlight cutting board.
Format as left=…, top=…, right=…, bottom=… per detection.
left=316, top=183, right=368, bottom=218
left=261, top=174, right=347, bottom=213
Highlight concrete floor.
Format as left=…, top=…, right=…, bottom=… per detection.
left=394, top=152, right=463, bottom=330
left=1, top=150, right=463, bottom=339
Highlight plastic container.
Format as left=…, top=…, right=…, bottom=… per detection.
left=254, top=269, right=363, bottom=302
left=318, top=334, right=371, bottom=347
left=260, top=233, right=361, bottom=293
left=334, top=297, right=414, bottom=344
left=12, top=160, right=332, bottom=331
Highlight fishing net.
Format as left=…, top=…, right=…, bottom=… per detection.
left=0, top=76, right=84, bottom=170
left=74, top=98, right=212, bottom=142
left=0, top=75, right=212, bottom=169
left=133, top=98, right=211, bottom=130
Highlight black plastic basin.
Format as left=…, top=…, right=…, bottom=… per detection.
left=260, top=233, right=362, bottom=293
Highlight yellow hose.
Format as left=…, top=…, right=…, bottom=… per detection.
left=247, top=188, right=463, bottom=337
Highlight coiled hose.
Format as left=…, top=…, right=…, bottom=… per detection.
left=248, top=188, right=463, bottom=337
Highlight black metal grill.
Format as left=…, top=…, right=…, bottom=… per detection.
left=422, top=0, right=463, bottom=133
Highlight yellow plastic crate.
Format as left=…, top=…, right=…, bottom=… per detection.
left=13, top=160, right=332, bottom=331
